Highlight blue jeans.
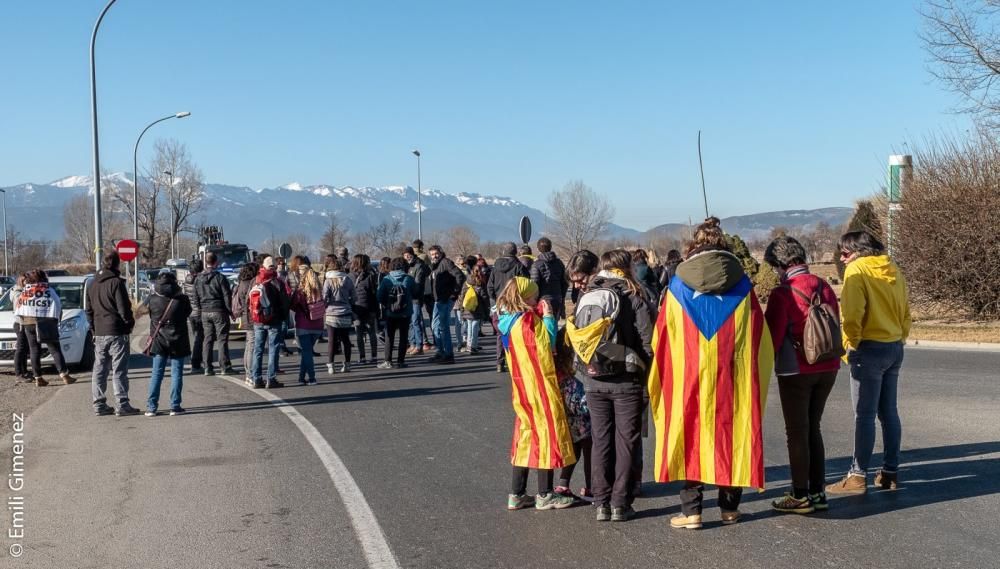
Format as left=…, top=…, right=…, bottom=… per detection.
left=849, top=340, right=904, bottom=475
left=252, top=325, right=282, bottom=382
left=147, top=353, right=183, bottom=411
left=454, top=308, right=465, bottom=347
left=465, top=319, right=481, bottom=350
left=432, top=300, right=454, bottom=357
left=409, top=302, right=425, bottom=347
left=297, top=331, right=321, bottom=382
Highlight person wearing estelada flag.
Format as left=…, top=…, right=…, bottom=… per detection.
left=498, top=276, right=576, bottom=512
left=646, top=217, right=775, bottom=530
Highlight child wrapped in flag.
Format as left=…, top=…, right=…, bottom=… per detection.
left=498, top=277, right=577, bottom=511
left=647, top=217, right=775, bottom=530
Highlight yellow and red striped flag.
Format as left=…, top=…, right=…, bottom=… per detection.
left=647, top=275, right=773, bottom=489
left=503, top=311, right=577, bottom=469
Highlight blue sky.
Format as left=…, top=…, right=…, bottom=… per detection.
left=3, top=0, right=968, bottom=231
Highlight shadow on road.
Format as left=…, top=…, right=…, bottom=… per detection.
left=636, top=441, right=1000, bottom=523
left=184, top=382, right=497, bottom=415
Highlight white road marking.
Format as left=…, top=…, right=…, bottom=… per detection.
left=220, top=375, right=400, bottom=569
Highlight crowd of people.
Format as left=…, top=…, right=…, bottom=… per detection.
left=7, top=221, right=911, bottom=527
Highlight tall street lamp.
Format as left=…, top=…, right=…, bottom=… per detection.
left=164, top=170, right=175, bottom=260
left=89, top=0, right=119, bottom=271
left=412, top=149, right=422, bottom=240
left=132, top=111, right=190, bottom=298
left=0, top=189, right=8, bottom=276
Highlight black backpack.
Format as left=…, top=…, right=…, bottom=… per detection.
left=386, top=281, right=408, bottom=313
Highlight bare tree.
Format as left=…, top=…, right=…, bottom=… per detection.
left=319, top=212, right=350, bottom=257
left=547, top=180, right=615, bottom=256
left=367, top=219, right=405, bottom=257
left=153, top=139, right=204, bottom=257
left=350, top=231, right=375, bottom=257
left=445, top=226, right=480, bottom=258
left=922, top=1, right=1000, bottom=128
left=62, top=194, right=96, bottom=264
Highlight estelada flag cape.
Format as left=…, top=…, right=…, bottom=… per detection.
left=647, top=274, right=774, bottom=489
left=502, top=311, right=576, bottom=469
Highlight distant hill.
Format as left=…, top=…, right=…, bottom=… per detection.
left=644, top=207, right=853, bottom=242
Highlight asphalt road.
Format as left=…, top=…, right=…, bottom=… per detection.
left=5, top=335, right=999, bottom=569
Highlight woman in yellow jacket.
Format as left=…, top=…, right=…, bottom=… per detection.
left=827, top=231, right=910, bottom=495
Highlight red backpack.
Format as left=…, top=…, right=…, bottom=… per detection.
left=248, top=280, right=274, bottom=325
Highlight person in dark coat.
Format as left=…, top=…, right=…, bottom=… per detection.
left=145, top=272, right=193, bottom=416
left=658, top=249, right=682, bottom=292
left=529, top=237, right=568, bottom=319
left=86, top=251, right=138, bottom=416
left=350, top=254, right=380, bottom=364
left=183, top=259, right=205, bottom=373
left=487, top=242, right=529, bottom=372
left=631, top=248, right=661, bottom=305
left=404, top=248, right=431, bottom=354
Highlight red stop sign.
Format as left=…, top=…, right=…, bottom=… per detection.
left=116, top=239, right=140, bottom=262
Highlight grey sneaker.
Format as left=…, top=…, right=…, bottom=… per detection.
left=376, top=361, right=394, bottom=370
left=611, top=506, right=636, bottom=522
left=144, top=409, right=157, bottom=417
left=535, top=492, right=575, bottom=510
left=115, top=403, right=141, bottom=416
left=595, top=504, right=612, bottom=522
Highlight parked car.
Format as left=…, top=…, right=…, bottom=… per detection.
left=0, top=276, right=96, bottom=371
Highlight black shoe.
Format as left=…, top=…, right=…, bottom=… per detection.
left=282, top=349, right=295, bottom=357
left=252, top=381, right=265, bottom=389
left=115, top=404, right=141, bottom=416
left=396, top=362, right=408, bottom=369
left=95, top=406, right=115, bottom=416
left=265, top=380, right=284, bottom=389
left=611, top=506, right=636, bottom=522
left=205, top=368, right=216, bottom=376
left=20, top=374, right=35, bottom=383
left=595, top=504, right=612, bottom=522
left=169, top=407, right=187, bottom=416
left=223, top=366, right=237, bottom=375
left=428, top=353, right=444, bottom=362
left=436, top=356, right=455, bottom=365
left=189, top=366, right=205, bottom=375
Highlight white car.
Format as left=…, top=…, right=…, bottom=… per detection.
left=0, top=276, right=96, bottom=371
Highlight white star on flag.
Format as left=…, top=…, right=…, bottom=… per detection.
left=692, top=291, right=724, bottom=301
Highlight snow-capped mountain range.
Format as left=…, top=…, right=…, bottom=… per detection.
left=3, top=174, right=640, bottom=244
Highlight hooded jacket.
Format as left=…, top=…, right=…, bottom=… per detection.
left=841, top=254, right=911, bottom=352
left=147, top=276, right=193, bottom=358
left=530, top=251, right=568, bottom=306
left=407, top=257, right=430, bottom=304
left=430, top=256, right=466, bottom=302
left=182, top=271, right=201, bottom=319
left=255, top=267, right=290, bottom=324
left=350, top=266, right=379, bottom=313
left=192, top=269, right=233, bottom=316
left=323, top=271, right=356, bottom=319
left=86, top=269, right=135, bottom=336
left=377, top=270, right=417, bottom=319
left=487, top=256, right=528, bottom=304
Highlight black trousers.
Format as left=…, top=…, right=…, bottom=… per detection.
left=512, top=467, right=553, bottom=496
left=188, top=316, right=204, bottom=368
left=778, top=371, right=838, bottom=496
left=13, top=322, right=29, bottom=377
left=326, top=326, right=352, bottom=363
left=558, top=437, right=593, bottom=490
left=383, top=317, right=410, bottom=365
left=202, top=311, right=231, bottom=370
left=22, top=324, right=68, bottom=377
left=680, top=482, right=743, bottom=516
left=587, top=390, right=643, bottom=508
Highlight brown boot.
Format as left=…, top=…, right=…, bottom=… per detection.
left=61, top=372, right=76, bottom=385
left=35, top=377, right=49, bottom=387
left=826, top=473, right=867, bottom=495
left=874, top=470, right=898, bottom=490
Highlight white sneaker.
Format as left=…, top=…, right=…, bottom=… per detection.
left=340, top=363, right=350, bottom=373
left=327, top=363, right=335, bottom=375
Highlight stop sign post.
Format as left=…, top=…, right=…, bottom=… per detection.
left=116, top=239, right=139, bottom=263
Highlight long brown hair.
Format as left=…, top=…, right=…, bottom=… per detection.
left=599, top=249, right=642, bottom=297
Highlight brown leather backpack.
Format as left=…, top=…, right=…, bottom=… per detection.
left=784, top=281, right=845, bottom=364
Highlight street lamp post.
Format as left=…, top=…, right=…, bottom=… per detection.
left=89, top=0, right=119, bottom=271
left=0, top=189, right=8, bottom=276
left=132, top=111, right=190, bottom=299
left=412, top=149, right=422, bottom=240
left=164, top=170, right=175, bottom=260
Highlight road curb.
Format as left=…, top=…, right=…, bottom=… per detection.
left=907, top=339, right=1000, bottom=352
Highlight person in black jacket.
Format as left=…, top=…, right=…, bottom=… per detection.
left=487, top=242, right=528, bottom=372
left=530, top=237, right=568, bottom=319
left=573, top=249, right=654, bottom=522
left=427, top=245, right=466, bottom=364
left=86, top=252, right=138, bottom=416
left=183, top=259, right=205, bottom=373
left=192, top=252, right=234, bottom=376
left=404, top=248, right=431, bottom=355
left=350, top=254, right=379, bottom=364
left=144, top=272, right=193, bottom=416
